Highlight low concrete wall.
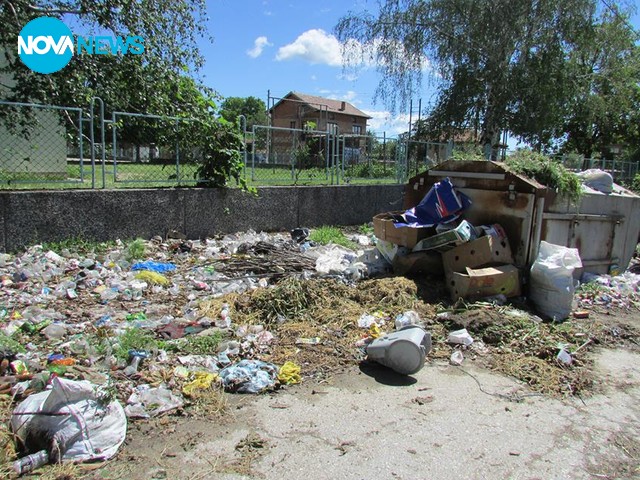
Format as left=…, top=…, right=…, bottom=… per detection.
left=0, top=185, right=404, bottom=251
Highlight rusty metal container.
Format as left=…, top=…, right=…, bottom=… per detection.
left=404, top=160, right=640, bottom=274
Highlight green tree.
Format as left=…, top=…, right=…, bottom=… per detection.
left=560, top=11, right=640, bottom=159
left=335, top=0, right=599, bottom=157
left=219, top=96, right=268, bottom=130
left=1, top=0, right=210, bottom=111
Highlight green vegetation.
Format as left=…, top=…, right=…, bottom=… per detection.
left=114, top=328, right=158, bottom=360
left=344, top=162, right=394, bottom=179
left=309, top=226, right=357, bottom=250
left=162, top=332, right=223, bottom=355
left=504, top=151, right=583, bottom=203
left=0, top=332, right=25, bottom=354
left=125, top=239, right=146, bottom=262
left=40, top=237, right=117, bottom=255
left=358, top=223, right=374, bottom=235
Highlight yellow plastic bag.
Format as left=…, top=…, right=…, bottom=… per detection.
left=134, top=270, right=171, bottom=286
left=278, top=361, right=301, bottom=385
left=182, top=372, right=217, bottom=396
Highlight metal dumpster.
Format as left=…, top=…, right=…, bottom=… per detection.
left=404, top=160, right=640, bottom=274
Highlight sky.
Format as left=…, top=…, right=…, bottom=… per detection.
left=198, top=0, right=640, bottom=139
left=199, top=0, right=426, bottom=136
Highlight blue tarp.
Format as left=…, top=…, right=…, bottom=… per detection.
left=395, top=177, right=471, bottom=228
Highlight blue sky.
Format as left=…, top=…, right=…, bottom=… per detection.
left=199, top=0, right=640, bottom=138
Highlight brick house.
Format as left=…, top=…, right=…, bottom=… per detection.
left=263, top=91, right=371, bottom=166
left=269, top=91, right=371, bottom=135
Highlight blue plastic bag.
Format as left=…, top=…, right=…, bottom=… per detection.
left=131, top=261, right=176, bottom=273
left=396, top=177, right=471, bottom=228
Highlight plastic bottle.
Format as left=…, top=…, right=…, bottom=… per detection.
left=13, top=450, right=49, bottom=475
left=216, top=303, right=231, bottom=328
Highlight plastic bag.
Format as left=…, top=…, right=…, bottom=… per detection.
left=11, top=377, right=127, bottom=463
left=577, top=169, right=613, bottom=194
left=529, top=241, right=582, bottom=320
left=396, top=177, right=472, bottom=228
left=219, top=360, right=279, bottom=394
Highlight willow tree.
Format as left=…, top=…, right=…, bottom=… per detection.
left=335, top=0, right=599, bottom=156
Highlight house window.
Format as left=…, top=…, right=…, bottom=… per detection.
left=352, top=125, right=362, bottom=135
left=290, top=121, right=296, bottom=129
left=327, top=122, right=338, bottom=134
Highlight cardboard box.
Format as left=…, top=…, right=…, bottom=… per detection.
left=447, top=264, right=521, bottom=301
left=442, top=235, right=513, bottom=272
left=392, top=251, right=444, bottom=277
left=412, top=220, right=474, bottom=253
left=373, top=211, right=431, bottom=248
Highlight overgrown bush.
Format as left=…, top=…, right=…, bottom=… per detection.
left=504, top=150, right=583, bottom=203
left=345, top=162, right=392, bottom=178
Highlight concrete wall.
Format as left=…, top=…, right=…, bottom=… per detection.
left=0, top=185, right=404, bottom=251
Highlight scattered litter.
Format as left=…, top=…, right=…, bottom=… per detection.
left=450, top=350, right=464, bottom=366
left=125, top=384, right=184, bottom=418
left=11, top=377, right=127, bottom=463
left=295, top=337, right=321, bottom=345
left=556, top=347, right=573, bottom=366
left=278, top=361, right=302, bottom=385
left=447, top=329, right=474, bottom=346
left=219, top=360, right=279, bottom=394
left=134, top=270, right=171, bottom=286
left=131, top=261, right=176, bottom=273
left=182, top=372, right=217, bottom=396
left=395, top=310, right=421, bottom=330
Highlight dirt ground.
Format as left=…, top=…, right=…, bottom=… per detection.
left=81, top=311, right=640, bottom=480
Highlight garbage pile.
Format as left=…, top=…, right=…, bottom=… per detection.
left=373, top=177, right=521, bottom=302
left=0, top=230, right=400, bottom=474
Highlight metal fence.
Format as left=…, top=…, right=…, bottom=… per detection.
left=555, top=154, right=638, bottom=182
left=0, top=98, right=638, bottom=189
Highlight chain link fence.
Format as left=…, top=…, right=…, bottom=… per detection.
left=555, top=154, right=638, bottom=183
left=0, top=100, right=89, bottom=187
left=2, top=99, right=638, bottom=190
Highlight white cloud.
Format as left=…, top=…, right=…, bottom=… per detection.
left=275, top=29, right=342, bottom=66
left=247, top=36, right=272, bottom=58
left=337, top=72, right=359, bottom=82
left=310, top=74, right=317, bottom=81
left=364, top=110, right=410, bottom=135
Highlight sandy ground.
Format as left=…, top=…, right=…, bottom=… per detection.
left=97, top=346, right=640, bottom=480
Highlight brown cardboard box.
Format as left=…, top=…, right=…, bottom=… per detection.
left=373, top=212, right=431, bottom=248
left=442, top=235, right=513, bottom=272
left=447, top=264, right=521, bottom=301
left=392, top=251, right=444, bottom=276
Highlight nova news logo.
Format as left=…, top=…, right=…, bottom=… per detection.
left=18, top=16, right=145, bottom=74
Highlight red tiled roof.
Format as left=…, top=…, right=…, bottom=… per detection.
left=271, top=91, right=372, bottom=119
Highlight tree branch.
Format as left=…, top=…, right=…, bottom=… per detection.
left=27, top=4, right=81, bottom=14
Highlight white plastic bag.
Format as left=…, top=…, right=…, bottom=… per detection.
left=11, top=377, right=127, bottom=463
left=577, top=169, right=613, bottom=194
left=529, top=241, right=582, bottom=320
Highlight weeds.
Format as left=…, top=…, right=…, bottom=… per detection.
left=309, top=226, right=357, bottom=250
left=40, top=237, right=116, bottom=255
left=125, top=238, right=146, bottom=262
left=114, top=327, right=158, bottom=360
left=505, top=150, right=583, bottom=203
left=162, top=332, right=223, bottom=355
left=358, top=223, right=374, bottom=235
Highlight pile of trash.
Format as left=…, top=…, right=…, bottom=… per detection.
left=373, top=177, right=521, bottom=302
left=0, top=222, right=638, bottom=475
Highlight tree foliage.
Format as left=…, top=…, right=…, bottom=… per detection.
left=561, top=11, right=640, bottom=159
left=335, top=0, right=639, bottom=158
left=219, top=96, right=268, bottom=130
left=1, top=0, right=210, bottom=109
